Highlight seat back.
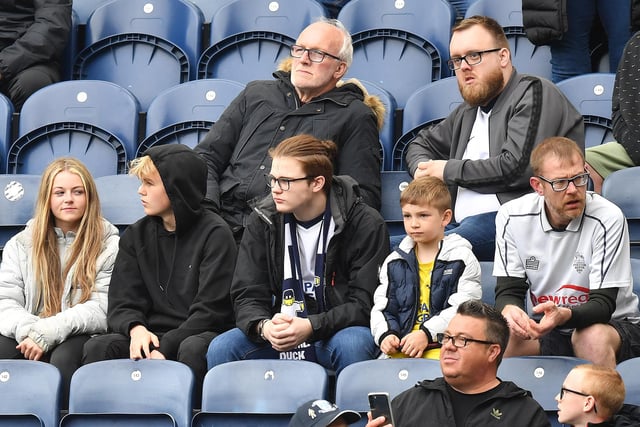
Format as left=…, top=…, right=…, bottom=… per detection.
left=393, top=77, right=462, bottom=170
left=0, top=175, right=42, bottom=252
left=0, top=360, right=61, bottom=427
left=139, top=79, right=245, bottom=155
left=631, top=258, right=640, bottom=299
left=63, top=359, right=193, bottom=427
left=95, top=175, right=145, bottom=233
left=8, top=80, right=139, bottom=176
left=616, top=357, right=640, bottom=405
left=602, top=166, right=640, bottom=258
left=556, top=73, right=616, bottom=148
left=359, top=79, right=397, bottom=171
left=194, top=359, right=328, bottom=426
left=339, top=0, right=455, bottom=109
left=479, top=261, right=496, bottom=306
left=198, top=0, right=326, bottom=83
left=0, top=93, right=13, bottom=174
left=335, top=359, right=441, bottom=426
left=74, top=0, right=203, bottom=109
left=465, top=0, right=552, bottom=80
left=185, top=0, right=234, bottom=23
left=380, top=171, right=412, bottom=238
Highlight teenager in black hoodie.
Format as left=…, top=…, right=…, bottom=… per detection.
left=83, top=144, right=237, bottom=404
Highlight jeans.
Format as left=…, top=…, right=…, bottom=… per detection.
left=206, top=326, right=378, bottom=375
left=550, top=0, right=631, bottom=82
left=445, top=211, right=497, bottom=262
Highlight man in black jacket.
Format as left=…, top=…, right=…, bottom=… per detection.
left=206, top=134, right=389, bottom=375
left=194, top=18, right=383, bottom=242
left=0, top=0, right=71, bottom=110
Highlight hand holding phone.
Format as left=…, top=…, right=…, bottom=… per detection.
left=368, top=392, right=395, bottom=425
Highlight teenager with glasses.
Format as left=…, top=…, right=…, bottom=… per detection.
left=495, top=136, right=640, bottom=368
left=405, top=15, right=583, bottom=262
left=366, top=300, right=549, bottom=427
left=206, top=134, right=389, bottom=375
left=195, top=17, right=383, bottom=243
left=556, top=364, right=626, bottom=427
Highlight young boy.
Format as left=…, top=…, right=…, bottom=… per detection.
left=83, top=144, right=237, bottom=403
left=371, top=176, right=481, bottom=359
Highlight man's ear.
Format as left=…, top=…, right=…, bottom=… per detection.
left=530, top=176, right=544, bottom=195
left=334, top=61, right=347, bottom=79
left=312, top=175, right=326, bottom=193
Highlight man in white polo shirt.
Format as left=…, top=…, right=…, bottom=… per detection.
left=494, top=136, right=640, bottom=368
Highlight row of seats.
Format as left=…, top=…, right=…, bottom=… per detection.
left=2, top=356, right=640, bottom=427
left=0, top=70, right=616, bottom=176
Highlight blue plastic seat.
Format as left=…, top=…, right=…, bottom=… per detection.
left=497, top=356, right=589, bottom=427
left=198, top=0, right=326, bottom=83
left=184, top=0, right=234, bottom=23
left=479, top=261, right=496, bottom=306
left=139, top=79, right=245, bottom=156
left=335, top=359, right=441, bottom=427
left=193, top=359, right=328, bottom=426
left=465, top=0, right=553, bottom=80
left=616, top=357, right=640, bottom=405
left=0, top=360, right=61, bottom=427
left=602, top=166, right=640, bottom=258
left=7, top=80, right=139, bottom=177
left=338, top=0, right=455, bottom=109
left=392, top=77, right=462, bottom=171
left=73, top=0, right=203, bottom=110
left=71, top=0, right=112, bottom=24
left=0, top=175, right=40, bottom=252
left=359, top=79, right=397, bottom=171
left=95, top=175, right=145, bottom=233
left=556, top=73, right=616, bottom=148
left=380, top=170, right=412, bottom=239
left=0, top=93, right=13, bottom=174
left=61, top=359, right=193, bottom=427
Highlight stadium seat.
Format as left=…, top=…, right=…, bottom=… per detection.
left=465, top=0, right=553, bottom=80
left=359, top=79, right=397, bottom=171
left=193, top=359, right=328, bottom=426
left=61, top=359, right=193, bottom=427
left=0, top=93, right=13, bottom=174
left=95, top=175, right=145, bottom=233
left=139, top=79, right=245, bottom=156
left=7, top=80, right=139, bottom=177
left=380, top=170, right=412, bottom=239
left=556, top=73, right=616, bottom=148
left=0, top=175, right=40, bottom=252
left=447, top=0, right=474, bottom=20
left=73, top=0, right=203, bottom=110
left=185, top=0, right=234, bottom=23
left=631, top=258, right=640, bottom=299
left=71, top=0, right=112, bottom=24
left=0, top=360, right=61, bottom=427
left=198, top=0, right=326, bottom=83
left=335, top=358, right=441, bottom=427
left=601, top=166, right=640, bottom=258
left=479, top=261, right=496, bottom=306
left=392, top=77, right=462, bottom=171
left=338, top=0, right=455, bottom=109
left=497, top=356, right=589, bottom=427
left=616, top=357, right=640, bottom=405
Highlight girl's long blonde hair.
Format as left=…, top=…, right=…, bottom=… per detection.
left=32, top=158, right=104, bottom=317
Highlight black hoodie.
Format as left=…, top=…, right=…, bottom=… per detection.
left=107, top=144, right=236, bottom=359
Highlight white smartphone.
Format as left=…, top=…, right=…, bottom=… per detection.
left=368, top=392, right=396, bottom=425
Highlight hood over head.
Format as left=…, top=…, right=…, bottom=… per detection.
left=145, top=144, right=207, bottom=233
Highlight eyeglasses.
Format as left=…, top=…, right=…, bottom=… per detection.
left=265, top=174, right=314, bottom=191
left=290, top=44, right=342, bottom=63
left=559, top=387, right=598, bottom=413
left=537, top=171, right=590, bottom=192
left=436, top=333, right=496, bottom=348
left=447, top=48, right=502, bottom=70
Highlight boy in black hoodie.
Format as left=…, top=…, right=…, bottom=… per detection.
left=83, top=144, right=237, bottom=404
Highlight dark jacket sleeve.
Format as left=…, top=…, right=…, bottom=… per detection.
left=158, top=222, right=237, bottom=358
left=612, top=32, right=640, bottom=166
left=522, top=0, right=567, bottom=46
left=194, top=88, right=247, bottom=210
left=0, top=0, right=72, bottom=80
left=308, top=205, right=390, bottom=340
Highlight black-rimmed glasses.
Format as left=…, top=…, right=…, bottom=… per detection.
left=290, top=45, right=342, bottom=63
left=559, top=387, right=597, bottom=413
left=447, top=48, right=502, bottom=70
left=537, top=171, right=590, bottom=192
left=265, top=174, right=314, bottom=191
left=436, top=333, right=496, bottom=348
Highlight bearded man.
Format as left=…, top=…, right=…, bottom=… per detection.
left=405, top=15, right=583, bottom=261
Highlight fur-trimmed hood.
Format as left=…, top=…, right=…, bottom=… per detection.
left=277, top=57, right=387, bottom=131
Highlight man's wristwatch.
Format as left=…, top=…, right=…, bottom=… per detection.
left=257, top=319, right=269, bottom=341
